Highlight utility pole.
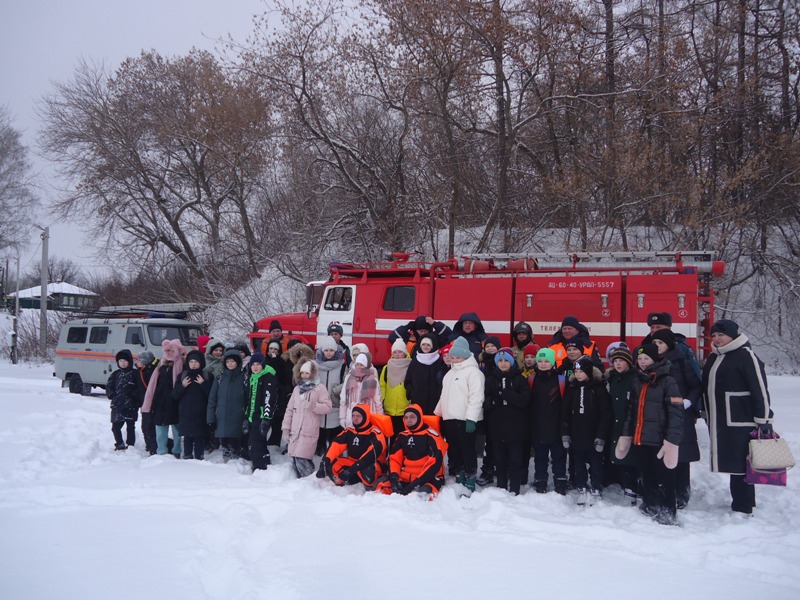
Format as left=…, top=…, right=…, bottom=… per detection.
left=39, top=226, right=49, bottom=357
left=12, top=254, right=20, bottom=364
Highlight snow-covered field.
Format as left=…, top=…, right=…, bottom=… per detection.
left=0, top=361, right=798, bottom=600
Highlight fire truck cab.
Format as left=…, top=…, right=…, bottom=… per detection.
left=249, top=252, right=724, bottom=367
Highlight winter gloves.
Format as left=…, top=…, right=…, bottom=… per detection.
left=465, top=420, right=477, bottom=434
left=657, top=440, right=679, bottom=469
left=594, top=438, right=605, bottom=453
left=560, top=436, right=604, bottom=451
left=562, top=436, right=571, bottom=449
left=759, top=423, right=774, bottom=437
left=615, top=436, right=632, bottom=459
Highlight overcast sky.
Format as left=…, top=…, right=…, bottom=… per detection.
left=0, top=0, right=268, bottom=277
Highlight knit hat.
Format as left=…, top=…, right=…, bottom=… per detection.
left=250, top=352, right=266, bottom=368
left=115, top=349, right=133, bottom=364
left=710, top=319, right=740, bottom=338
left=523, top=343, right=539, bottom=357
left=300, top=360, right=314, bottom=374
left=484, top=336, right=501, bottom=350
left=637, top=344, right=660, bottom=363
left=609, top=347, right=634, bottom=367
left=391, top=339, right=408, bottom=355
left=137, top=350, right=156, bottom=365
left=536, top=348, right=556, bottom=366
left=355, top=353, right=369, bottom=367
left=327, top=322, right=344, bottom=336
left=647, top=312, right=673, bottom=327
left=413, top=316, right=430, bottom=331
left=418, top=335, right=438, bottom=352
left=573, top=356, right=594, bottom=377
left=494, top=347, right=515, bottom=366
left=605, top=341, right=629, bottom=362
left=186, top=349, right=206, bottom=369
left=564, top=338, right=585, bottom=352
left=319, top=336, right=338, bottom=352
left=161, top=339, right=185, bottom=363
left=268, top=341, right=281, bottom=353
left=449, top=336, right=472, bottom=359
left=651, top=328, right=676, bottom=351
left=440, top=341, right=454, bottom=357
left=561, top=316, right=580, bottom=329
left=269, top=320, right=282, bottom=331
left=351, top=343, right=370, bottom=356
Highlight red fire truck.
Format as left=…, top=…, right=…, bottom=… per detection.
left=249, top=252, right=724, bottom=366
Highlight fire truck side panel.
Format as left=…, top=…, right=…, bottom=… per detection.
left=431, top=275, right=516, bottom=346
left=624, top=273, right=700, bottom=352
left=513, top=274, right=625, bottom=355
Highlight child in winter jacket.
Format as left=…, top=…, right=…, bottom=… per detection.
left=142, top=339, right=185, bottom=458
left=243, top=352, right=280, bottom=471
left=616, top=344, right=684, bottom=525
left=107, top=349, right=139, bottom=450
left=529, top=348, right=568, bottom=495
left=380, top=339, right=412, bottom=439
left=314, top=336, right=346, bottom=456
left=173, top=350, right=212, bottom=459
left=340, top=351, right=383, bottom=429
left=404, top=334, right=447, bottom=415
left=483, top=348, right=531, bottom=495
left=561, top=356, right=613, bottom=505
left=282, top=359, right=332, bottom=478
left=136, top=351, right=158, bottom=455
left=435, top=336, right=485, bottom=492
left=605, top=345, right=640, bottom=504
left=207, top=349, right=247, bottom=462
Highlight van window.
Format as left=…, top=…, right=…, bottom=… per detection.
left=67, top=327, right=88, bottom=343
left=126, top=327, right=144, bottom=346
left=147, top=326, right=202, bottom=347
left=324, top=287, right=353, bottom=311
left=383, top=286, right=415, bottom=312
left=89, top=327, right=109, bottom=344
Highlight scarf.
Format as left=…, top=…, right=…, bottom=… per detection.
left=248, top=365, right=276, bottom=421
left=386, top=357, right=412, bottom=387
left=347, top=365, right=377, bottom=405
left=415, top=351, right=440, bottom=366
left=142, top=357, right=183, bottom=413
left=298, top=379, right=317, bottom=394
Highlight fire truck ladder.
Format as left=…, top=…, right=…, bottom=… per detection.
left=461, top=251, right=721, bottom=273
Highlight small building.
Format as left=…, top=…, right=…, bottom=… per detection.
left=10, top=282, right=99, bottom=311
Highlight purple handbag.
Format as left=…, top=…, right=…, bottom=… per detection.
left=745, top=457, right=787, bottom=486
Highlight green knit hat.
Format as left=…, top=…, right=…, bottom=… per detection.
left=535, top=348, right=556, bottom=366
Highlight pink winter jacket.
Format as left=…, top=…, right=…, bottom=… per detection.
left=281, top=361, right=333, bottom=460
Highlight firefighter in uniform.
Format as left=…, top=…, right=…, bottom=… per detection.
left=321, top=405, right=388, bottom=488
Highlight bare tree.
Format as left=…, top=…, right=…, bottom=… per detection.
left=0, top=106, right=39, bottom=253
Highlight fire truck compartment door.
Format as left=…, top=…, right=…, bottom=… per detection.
left=318, top=285, right=356, bottom=347
left=514, top=275, right=624, bottom=345
left=625, top=273, right=699, bottom=351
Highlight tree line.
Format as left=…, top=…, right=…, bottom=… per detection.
left=19, top=0, right=800, bottom=360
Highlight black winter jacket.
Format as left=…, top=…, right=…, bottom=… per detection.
left=529, top=367, right=565, bottom=444
left=561, top=368, right=613, bottom=447
left=404, top=354, right=447, bottom=415
left=663, top=347, right=702, bottom=463
left=151, top=364, right=179, bottom=426
left=173, top=369, right=212, bottom=437
left=107, top=367, right=139, bottom=423
left=605, top=368, right=638, bottom=465
left=622, top=360, right=683, bottom=448
left=484, top=367, right=531, bottom=443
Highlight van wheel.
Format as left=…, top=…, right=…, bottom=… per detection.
left=68, top=375, right=83, bottom=394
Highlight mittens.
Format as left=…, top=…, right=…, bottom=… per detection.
left=656, top=440, right=679, bottom=469
left=615, top=436, right=632, bottom=459
left=562, top=435, right=571, bottom=449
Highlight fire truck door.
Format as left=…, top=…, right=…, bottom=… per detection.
left=513, top=274, right=624, bottom=353
left=318, top=285, right=356, bottom=348
left=625, top=273, right=699, bottom=352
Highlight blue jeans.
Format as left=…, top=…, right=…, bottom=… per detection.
left=156, top=424, right=181, bottom=456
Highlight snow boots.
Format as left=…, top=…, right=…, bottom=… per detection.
left=554, top=479, right=568, bottom=496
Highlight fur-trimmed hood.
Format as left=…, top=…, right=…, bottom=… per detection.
left=293, top=357, right=319, bottom=381
left=286, top=343, right=314, bottom=365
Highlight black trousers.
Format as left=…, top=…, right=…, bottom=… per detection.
left=248, top=423, right=271, bottom=471
left=573, top=445, right=604, bottom=491
left=183, top=436, right=205, bottom=459
left=442, top=420, right=477, bottom=476
left=675, top=462, right=691, bottom=504
left=493, top=438, right=525, bottom=494
left=639, top=445, right=677, bottom=518
left=112, top=420, right=136, bottom=446
left=730, top=474, right=756, bottom=514
left=141, top=412, right=157, bottom=453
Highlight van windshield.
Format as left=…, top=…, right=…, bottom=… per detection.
left=147, top=326, right=202, bottom=347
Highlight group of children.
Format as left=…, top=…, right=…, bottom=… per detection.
left=106, top=313, right=696, bottom=525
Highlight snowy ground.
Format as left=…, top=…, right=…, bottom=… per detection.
left=0, top=361, right=798, bottom=600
